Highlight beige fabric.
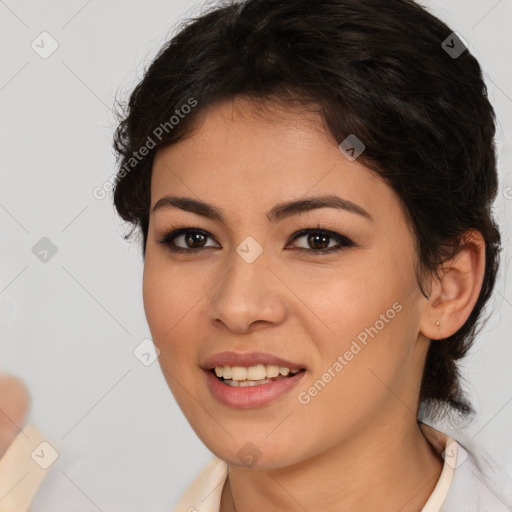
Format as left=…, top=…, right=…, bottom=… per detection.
left=0, top=423, right=54, bottom=512
left=419, top=422, right=457, bottom=511
left=173, top=422, right=457, bottom=512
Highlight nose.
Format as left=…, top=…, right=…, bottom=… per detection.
left=209, top=248, right=287, bottom=333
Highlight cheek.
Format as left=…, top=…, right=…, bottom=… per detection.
left=299, top=264, right=414, bottom=396
left=295, top=264, right=400, bottom=344
left=142, top=265, right=169, bottom=340
left=143, top=252, right=193, bottom=333
left=142, top=262, right=192, bottom=364
left=142, top=264, right=205, bottom=415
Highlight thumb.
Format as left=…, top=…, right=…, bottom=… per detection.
left=0, top=373, right=30, bottom=458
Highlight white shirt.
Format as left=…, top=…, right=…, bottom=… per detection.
left=172, top=422, right=512, bottom=512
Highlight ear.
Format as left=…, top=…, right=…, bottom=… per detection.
left=420, top=229, right=486, bottom=341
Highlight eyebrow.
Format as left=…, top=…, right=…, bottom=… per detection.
left=152, top=194, right=373, bottom=223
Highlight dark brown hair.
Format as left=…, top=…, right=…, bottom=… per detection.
left=112, top=0, right=502, bottom=422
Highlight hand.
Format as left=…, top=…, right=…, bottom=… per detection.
left=0, top=373, right=29, bottom=458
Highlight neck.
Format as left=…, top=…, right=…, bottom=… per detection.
left=220, top=416, right=444, bottom=512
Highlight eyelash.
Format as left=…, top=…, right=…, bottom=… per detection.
left=157, top=223, right=355, bottom=255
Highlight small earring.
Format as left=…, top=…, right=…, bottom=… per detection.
left=436, top=320, right=440, bottom=327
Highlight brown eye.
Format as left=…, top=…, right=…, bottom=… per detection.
left=287, top=228, right=355, bottom=253
left=158, top=227, right=219, bottom=253
left=181, top=231, right=208, bottom=249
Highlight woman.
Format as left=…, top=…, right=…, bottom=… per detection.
left=112, top=0, right=512, bottom=510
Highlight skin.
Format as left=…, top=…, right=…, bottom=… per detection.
left=0, top=373, right=29, bottom=457
left=143, top=97, right=486, bottom=511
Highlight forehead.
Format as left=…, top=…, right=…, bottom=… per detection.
left=150, top=98, right=396, bottom=224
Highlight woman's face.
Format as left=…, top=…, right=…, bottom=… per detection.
left=143, top=98, right=430, bottom=469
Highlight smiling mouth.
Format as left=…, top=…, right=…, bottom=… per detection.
left=210, top=368, right=306, bottom=387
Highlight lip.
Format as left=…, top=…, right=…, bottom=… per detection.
left=203, top=367, right=306, bottom=408
left=201, top=351, right=307, bottom=371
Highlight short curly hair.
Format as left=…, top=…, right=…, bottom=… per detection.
left=112, top=0, right=502, bottom=422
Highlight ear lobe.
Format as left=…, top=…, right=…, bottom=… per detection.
left=419, top=230, right=486, bottom=341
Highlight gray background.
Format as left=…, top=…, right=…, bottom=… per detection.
left=1, top=0, right=511, bottom=510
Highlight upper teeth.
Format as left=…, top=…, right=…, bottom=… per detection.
left=214, top=364, right=301, bottom=380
